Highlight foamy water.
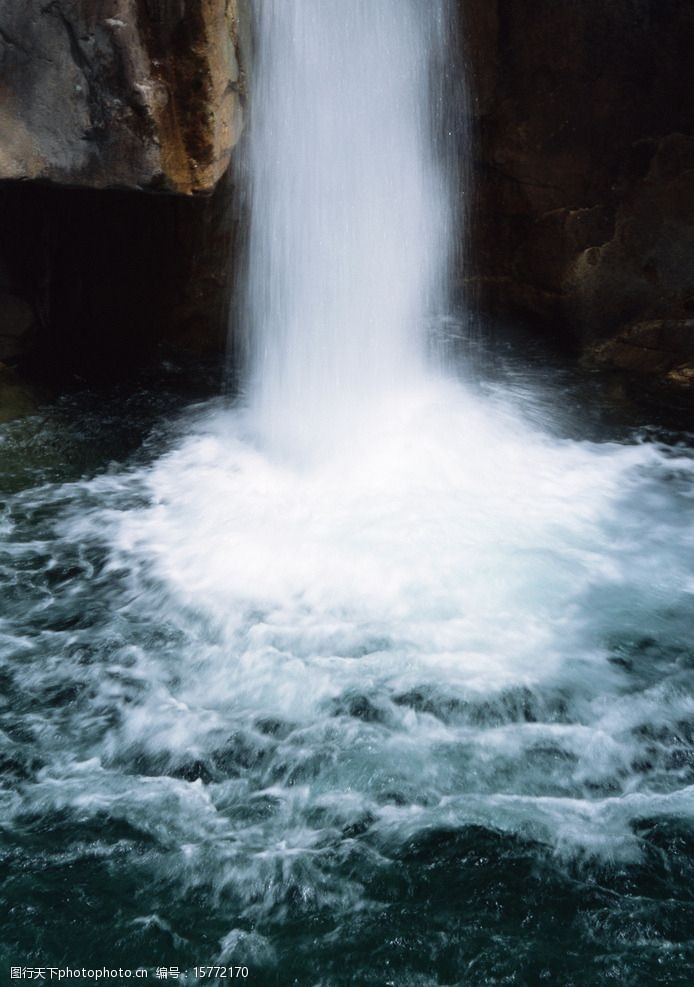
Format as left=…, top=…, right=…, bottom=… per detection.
left=1, top=362, right=692, bottom=981
left=52, top=376, right=694, bottom=863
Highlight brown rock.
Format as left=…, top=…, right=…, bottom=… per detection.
left=0, top=0, right=249, bottom=375
left=462, top=0, right=694, bottom=377
left=667, top=365, right=694, bottom=387
left=591, top=319, right=694, bottom=378
left=0, top=0, right=246, bottom=194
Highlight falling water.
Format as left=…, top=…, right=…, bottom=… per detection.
left=244, top=0, right=452, bottom=454
left=0, top=2, right=693, bottom=983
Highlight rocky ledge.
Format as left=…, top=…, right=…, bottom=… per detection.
left=0, top=0, right=245, bottom=194
left=0, top=0, right=247, bottom=376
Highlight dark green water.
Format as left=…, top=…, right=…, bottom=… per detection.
left=0, top=348, right=693, bottom=986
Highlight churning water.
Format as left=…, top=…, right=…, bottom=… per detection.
left=1, top=1, right=693, bottom=984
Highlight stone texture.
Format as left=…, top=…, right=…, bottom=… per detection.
left=461, top=0, right=694, bottom=381
left=2, top=0, right=692, bottom=385
left=0, top=0, right=248, bottom=375
left=0, top=0, right=245, bottom=193
left=592, top=319, right=694, bottom=383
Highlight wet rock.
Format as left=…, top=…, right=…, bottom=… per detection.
left=0, top=0, right=246, bottom=194
left=667, top=366, right=694, bottom=388
left=462, top=0, right=694, bottom=377
left=0, top=0, right=249, bottom=375
left=591, top=319, right=694, bottom=383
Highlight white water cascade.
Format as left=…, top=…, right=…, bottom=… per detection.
left=243, top=0, right=452, bottom=456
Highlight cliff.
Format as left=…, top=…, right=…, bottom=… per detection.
left=0, top=0, right=244, bottom=193
left=1, top=0, right=693, bottom=386
left=463, top=0, right=694, bottom=384
left=0, top=0, right=246, bottom=373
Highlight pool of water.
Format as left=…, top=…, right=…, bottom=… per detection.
left=0, top=340, right=692, bottom=986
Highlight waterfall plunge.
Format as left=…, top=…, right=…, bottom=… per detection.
left=244, top=0, right=453, bottom=457
left=98, top=0, right=692, bottom=865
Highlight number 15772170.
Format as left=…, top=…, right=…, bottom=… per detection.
left=194, top=968, right=249, bottom=979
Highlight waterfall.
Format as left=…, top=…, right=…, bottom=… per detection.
left=243, top=0, right=452, bottom=456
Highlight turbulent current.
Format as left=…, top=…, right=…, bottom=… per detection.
left=1, top=353, right=693, bottom=985
left=1, top=1, right=694, bottom=985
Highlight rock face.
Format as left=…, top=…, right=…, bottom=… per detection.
left=1, top=0, right=692, bottom=385
left=0, top=0, right=247, bottom=374
left=462, top=0, right=694, bottom=382
left=0, top=0, right=245, bottom=194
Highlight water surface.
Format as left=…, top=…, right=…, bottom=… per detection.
left=1, top=346, right=692, bottom=986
